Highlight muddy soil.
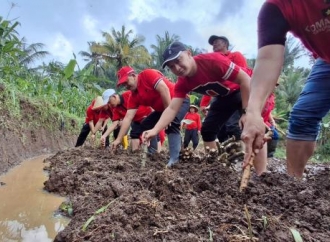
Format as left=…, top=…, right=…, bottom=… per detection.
left=44, top=147, right=330, bottom=242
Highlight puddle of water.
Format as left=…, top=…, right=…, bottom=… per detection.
left=0, top=155, right=70, bottom=242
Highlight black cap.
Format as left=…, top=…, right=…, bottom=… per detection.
left=161, top=41, right=187, bottom=69
left=208, top=35, right=229, bottom=48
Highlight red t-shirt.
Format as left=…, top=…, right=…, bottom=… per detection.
left=262, top=93, right=275, bottom=126
left=174, top=53, right=252, bottom=98
left=200, top=95, right=212, bottom=107
left=222, top=51, right=248, bottom=68
left=112, top=91, right=153, bottom=122
left=98, top=107, right=113, bottom=121
left=199, top=51, right=249, bottom=106
left=85, top=100, right=100, bottom=125
left=183, top=112, right=202, bottom=131
left=266, top=0, right=330, bottom=63
left=128, top=69, right=175, bottom=112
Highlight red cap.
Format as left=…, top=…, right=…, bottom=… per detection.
left=117, top=66, right=135, bottom=87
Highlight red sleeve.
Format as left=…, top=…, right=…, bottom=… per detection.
left=99, top=109, right=112, bottom=120
left=111, top=108, right=122, bottom=121
left=231, top=52, right=248, bottom=68
left=139, top=69, right=165, bottom=89
left=200, top=95, right=212, bottom=107
left=127, top=92, right=140, bottom=109
left=85, top=106, right=93, bottom=123
left=174, top=77, right=190, bottom=98
left=258, top=2, right=289, bottom=48
left=212, top=55, right=240, bottom=82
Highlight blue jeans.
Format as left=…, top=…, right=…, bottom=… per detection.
left=287, top=58, right=330, bottom=141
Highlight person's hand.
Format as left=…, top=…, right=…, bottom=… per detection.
left=100, top=135, right=106, bottom=146
left=142, top=129, right=158, bottom=144
left=240, top=111, right=265, bottom=168
left=90, top=133, right=96, bottom=141
left=110, top=139, right=121, bottom=152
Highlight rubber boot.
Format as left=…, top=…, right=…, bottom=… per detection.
left=122, top=135, right=129, bottom=150
left=147, top=136, right=158, bottom=154
left=167, top=133, right=182, bottom=167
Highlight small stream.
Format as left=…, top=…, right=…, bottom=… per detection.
left=0, top=155, right=69, bottom=242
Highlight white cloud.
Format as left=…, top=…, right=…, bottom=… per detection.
left=82, top=14, right=101, bottom=41
left=0, top=0, right=311, bottom=68
left=47, top=33, right=74, bottom=63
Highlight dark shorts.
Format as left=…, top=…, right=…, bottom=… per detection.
left=201, top=91, right=242, bottom=142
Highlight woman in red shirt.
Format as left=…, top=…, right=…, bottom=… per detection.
left=182, top=105, right=201, bottom=150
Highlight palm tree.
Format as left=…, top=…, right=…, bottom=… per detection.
left=283, top=35, right=305, bottom=74
left=150, top=31, right=180, bottom=70
left=79, top=41, right=107, bottom=78
left=92, top=25, right=151, bottom=69
left=275, top=69, right=307, bottom=115
left=187, top=45, right=206, bottom=56
left=19, top=40, right=50, bottom=66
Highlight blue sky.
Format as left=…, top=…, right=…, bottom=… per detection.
left=0, top=0, right=309, bottom=68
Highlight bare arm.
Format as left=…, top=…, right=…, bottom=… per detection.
left=248, top=45, right=284, bottom=114
left=241, top=45, right=284, bottom=166
left=88, top=120, right=96, bottom=134
left=269, top=112, right=276, bottom=127
left=114, top=109, right=137, bottom=142
left=231, top=69, right=251, bottom=110
left=152, top=98, right=184, bottom=134
left=102, top=120, right=119, bottom=137
left=155, top=80, right=172, bottom=109
left=101, top=118, right=110, bottom=130
left=94, top=120, right=104, bottom=133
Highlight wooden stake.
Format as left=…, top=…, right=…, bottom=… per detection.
left=239, top=129, right=273, bottom=192
left=239, top=153, right=255, bottom=192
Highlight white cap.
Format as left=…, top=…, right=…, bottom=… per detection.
left=102, top=89, right=116, bottom=105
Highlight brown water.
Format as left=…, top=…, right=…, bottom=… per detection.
left=0, top=155, right=69, bottom=242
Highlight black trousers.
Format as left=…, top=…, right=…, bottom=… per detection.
left=75, top=123, right=110, bottom=147
left=201, top=91, right=242, bottom=142
left=217, top=110, right=241, bottom=142
left=183, top=129, right=199, bottom=149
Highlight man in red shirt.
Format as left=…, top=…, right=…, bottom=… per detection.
left=143, top=41, right=267, bottom=175
left=110, top=66, right=190, bottom=166
left=241, top=0, right=330, bottom=178
left=75, top=96, right=110, bottom=147
left=182, top=105, right=201, bottom=150
left=199, top=35, right=249, bottom=142
left=101, top=90, right=154, bottom=151
left=208, top=35, right=248, bottom=68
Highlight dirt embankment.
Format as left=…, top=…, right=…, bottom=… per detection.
left=0, top=87, right=77, bottom=174
left=44, top=147, right=330, bottom=242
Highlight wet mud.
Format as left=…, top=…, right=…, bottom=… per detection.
left=44, top=147, right=330, bottom=242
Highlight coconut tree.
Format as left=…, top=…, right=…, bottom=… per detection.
left=79, top=41, right=108, bottom=78
left=283, top=35, right=305, bottom=74
left=19, top=40, right=50, bottom=67
left=150, top=31, right=180, bottom=70
left=92, top=25, right=151, bottom=70
left=275, top=69, right=307, bottom=116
